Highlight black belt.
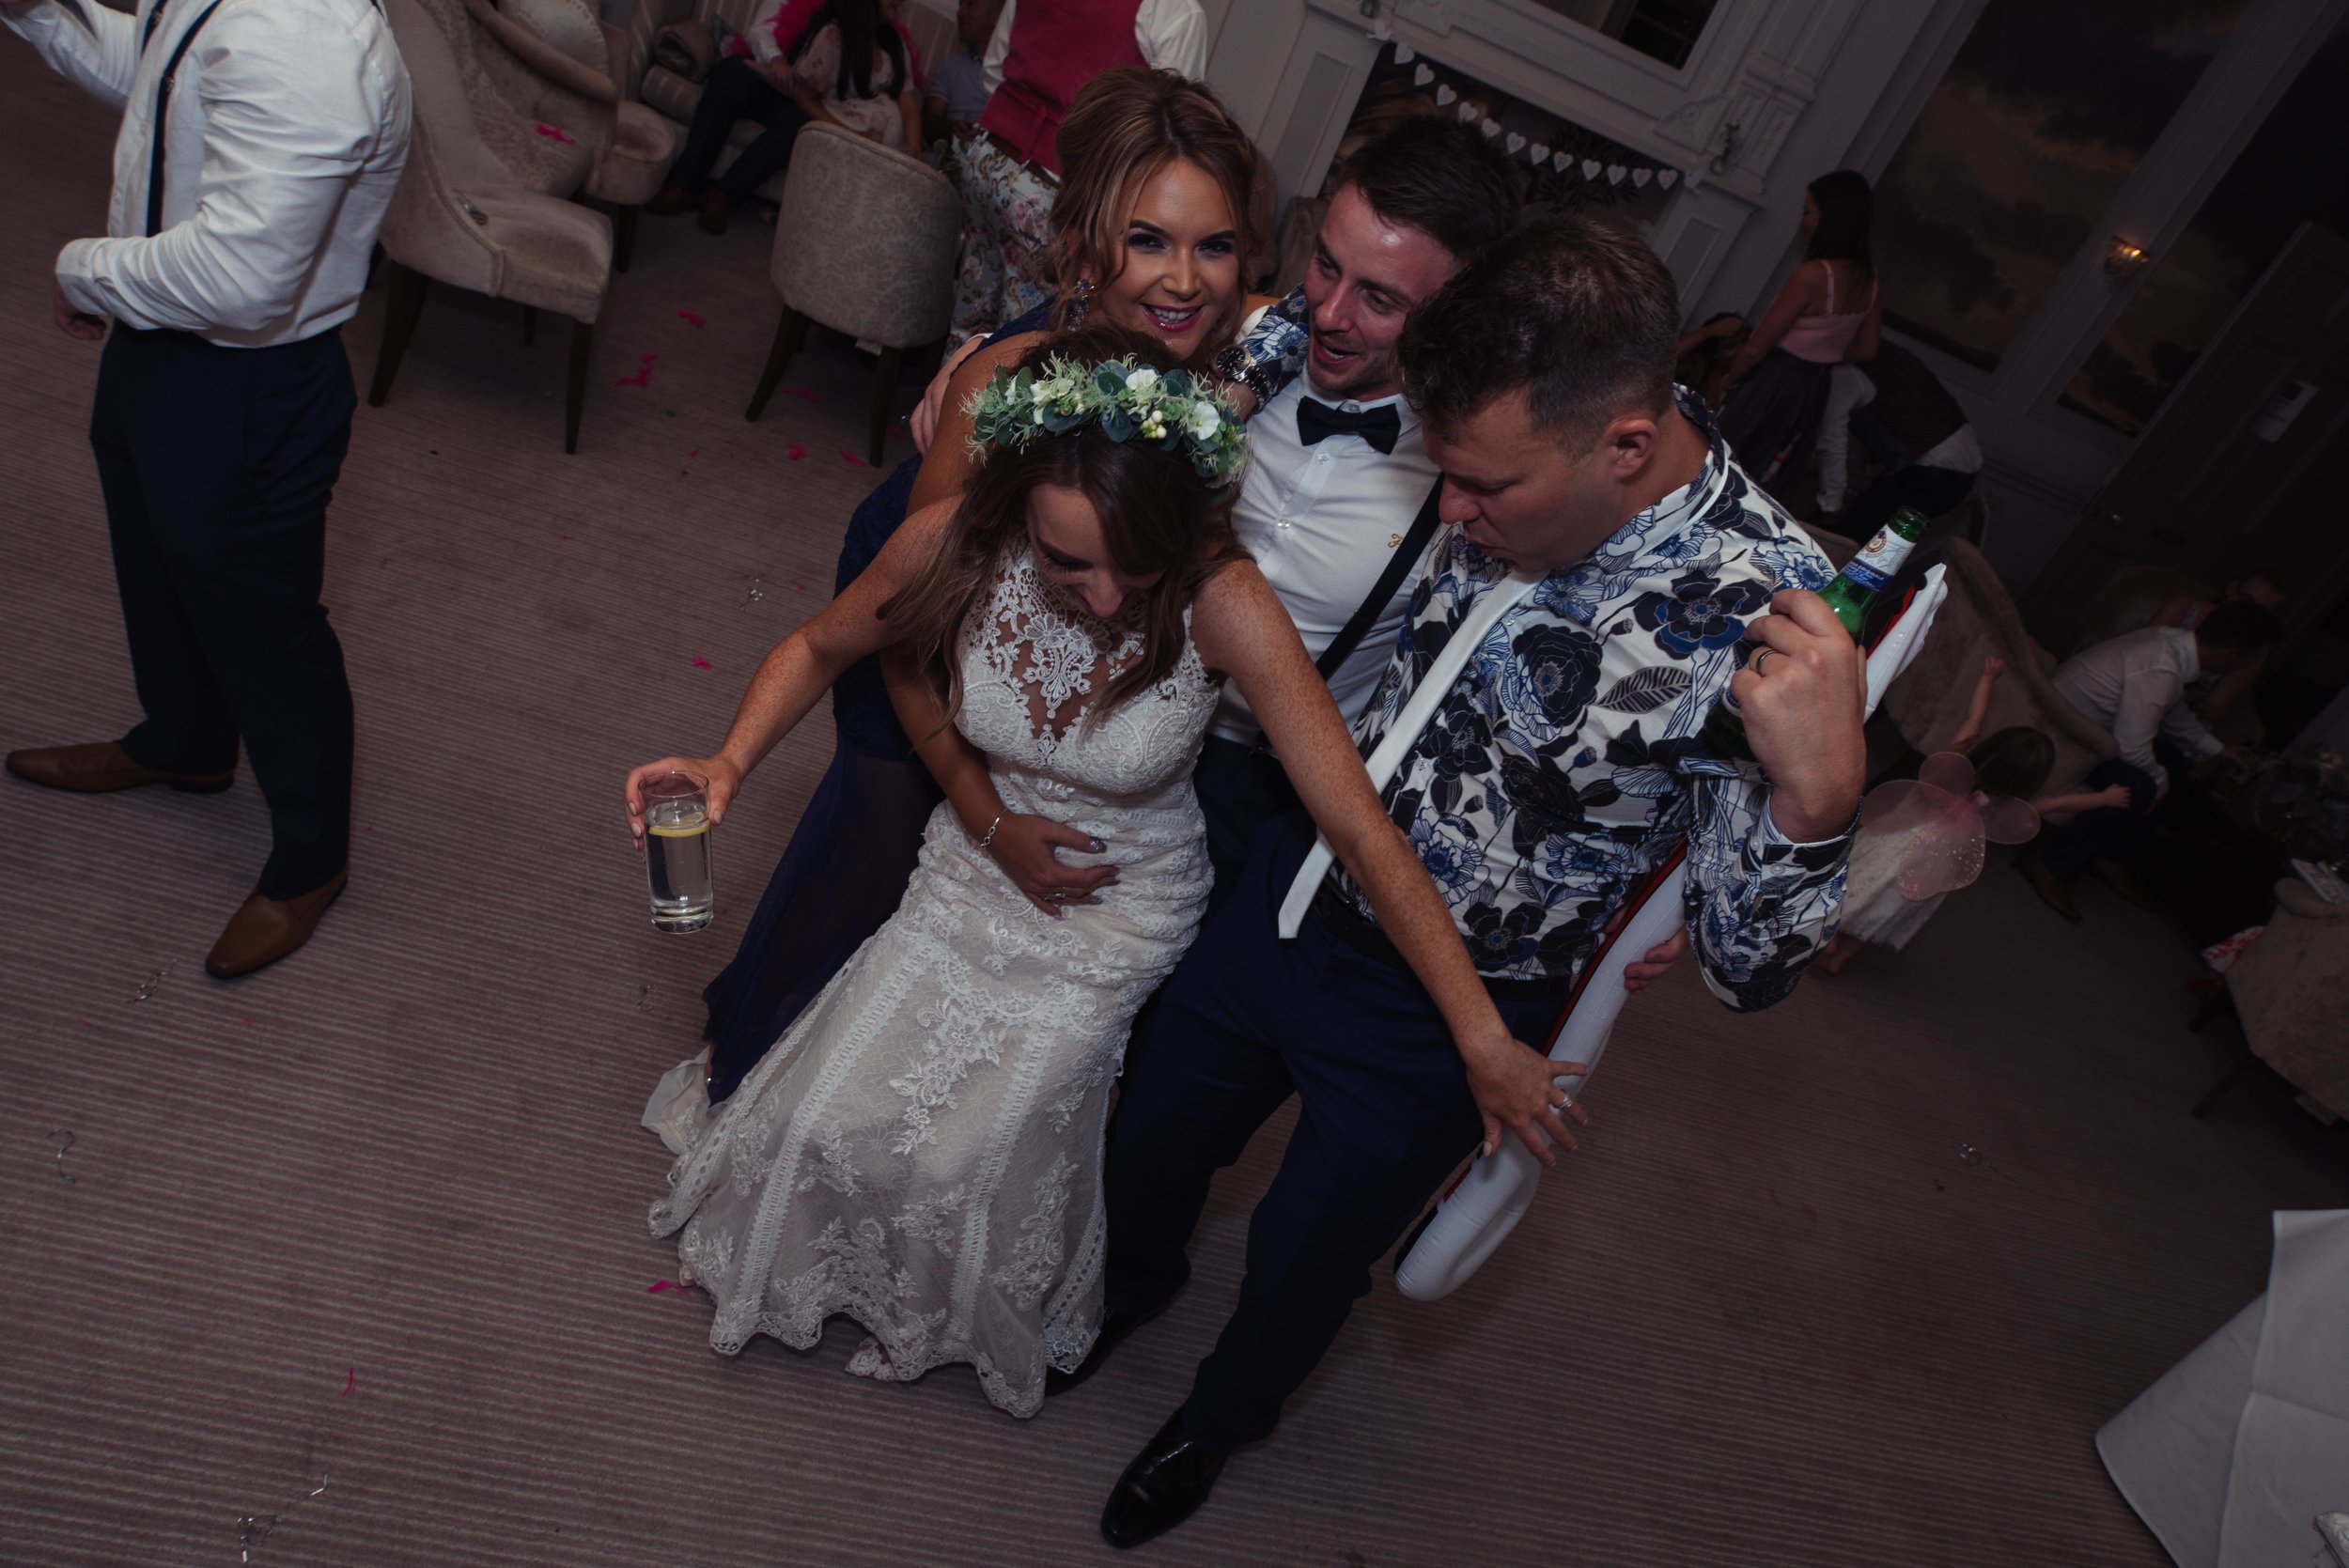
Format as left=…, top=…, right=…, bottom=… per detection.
left=1309, top=881, right=1570, bottom=1001
left=978, top=127, right=1060, bottom=188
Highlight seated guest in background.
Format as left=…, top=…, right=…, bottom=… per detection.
left=1672, top=311, right=1746, bottom=410
left=951, top=0, right=1207, bottom=345
left=789, top=0, right=923, bottom=153
left=2020, top=601, right=2283, bottom=921
left=922, top=0, right=1000, bottom=148
left=1819, top=339, right=1981, bottom=534
left=650, top=0, right=924, bottom=236
left=1082, top=217, right=1867, bottom=1549
left=1718, top=169, right=1881, bottom=496
left=2160, top=571, right=2286, bottom=732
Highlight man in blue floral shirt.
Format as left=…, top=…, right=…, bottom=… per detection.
left=1086, top=219, right=1868, bottom=1549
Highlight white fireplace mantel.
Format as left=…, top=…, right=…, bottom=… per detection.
left=1206, top=0, right=1930, bottom=314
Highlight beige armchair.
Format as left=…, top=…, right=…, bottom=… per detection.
left=744, top=123, right=961, bottom=464
left=1877, top=538, right=2117, bottom=795
left=369, top=0, right=615, bottom=453
left=490, top=0, right=680, bottom=270
left=2192, top=877, right=2349, bottom=1122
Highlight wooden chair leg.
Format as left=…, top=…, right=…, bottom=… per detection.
left=613, top=205, right=639, bottom=273
left=868, top=344, right=905, bottom=466
left=565, top=319, right=593, bottom=455
left=366, top=263, right=428, bottom=408
left=745, top=307, right=808, bottom=422
left=2190, top=1052, right=2257, bottom=1119
left=521, top=304, right=537, bottom=347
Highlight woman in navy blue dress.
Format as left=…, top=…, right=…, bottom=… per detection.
left=699, top=69, right=1299, bottom=1103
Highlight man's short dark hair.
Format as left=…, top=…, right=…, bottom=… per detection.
left=1396, top=215, right=1679, bottom=447
left=1334, top=117, right=1523, bottom=265
left=2200, top=599, right=2284, bottom=653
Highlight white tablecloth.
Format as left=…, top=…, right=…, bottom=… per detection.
left=2097, top=1210, right=2349, bottom=1566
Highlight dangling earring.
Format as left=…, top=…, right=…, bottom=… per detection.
left=1067, top=277, right=1093, bottom=328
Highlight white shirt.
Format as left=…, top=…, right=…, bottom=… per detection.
left=2052, top=625, right=2226, bottom=793
left=1211, top=375, right=1442, bottom=745
left=979, top=0, right=1206, bottom=95
left=5, top=0, right=412, bottom=347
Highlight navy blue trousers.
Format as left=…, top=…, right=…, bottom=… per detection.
left=92, top=326, right=357, bottom=898
left=2035, top=758, right=2160, bottom=883
left=1103, top=815, right=1567, bottom=1449
left=1192, top=735, right=1300, bottom=906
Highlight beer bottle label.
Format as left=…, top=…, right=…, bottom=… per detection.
left=1840, top=526, right=1915, bottom=593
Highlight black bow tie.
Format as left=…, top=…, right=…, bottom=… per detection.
left=1296, top=397, right=1401, bottom=455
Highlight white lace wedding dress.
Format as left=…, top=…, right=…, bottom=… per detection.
left=646, top=547, right=1219, bottom=1417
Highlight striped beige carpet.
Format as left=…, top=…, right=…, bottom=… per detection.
left=4, top=53, right=2344, bottom=1568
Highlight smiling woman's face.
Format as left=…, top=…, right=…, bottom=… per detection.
left=1086, top=157, right=1242, bottom=365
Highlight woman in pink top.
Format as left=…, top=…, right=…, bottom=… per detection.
left=1718, top=169, right=1882, bottom=494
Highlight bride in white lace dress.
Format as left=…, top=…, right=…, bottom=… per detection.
left=623, top=331, right=1533, bottom=1417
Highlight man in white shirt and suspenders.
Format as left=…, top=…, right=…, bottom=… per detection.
left=3, top=0, right=411, bottom=977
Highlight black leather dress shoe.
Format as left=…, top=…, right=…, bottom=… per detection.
left=1100, top=1410, right=1228, bottom=1550
left=1045, top=1300, right=1166, bottom=1397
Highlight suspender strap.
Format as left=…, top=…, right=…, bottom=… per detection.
left=1275, top=569, right=1543, bottom=939
left=1313, top=478, right=1445, bottom=682
left=146, top=0, right=227, bottom=237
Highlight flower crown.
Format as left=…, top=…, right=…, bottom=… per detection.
left=962, top=354, right=1249, bottom=488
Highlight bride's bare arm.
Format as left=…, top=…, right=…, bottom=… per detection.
left=621, top=500, right=958, bottom=845
left=1192, top=564, right=1592, bottom=1166
left=880, top=646, right=1117, bottom=916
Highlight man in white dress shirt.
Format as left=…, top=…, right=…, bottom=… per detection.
left=2021, top=600, right=2279, bottom=920
left=1189, top=118, right=1520, bottom=890
left=2, top=0, right=411, bottom=976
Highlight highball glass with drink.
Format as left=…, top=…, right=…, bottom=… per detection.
left=642, top=769, right=716, bottom=933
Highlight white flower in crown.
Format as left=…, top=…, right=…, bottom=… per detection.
left=1126, top=367, right=1159, bottom=395
left=1186, top=399, right=1221, bottom=441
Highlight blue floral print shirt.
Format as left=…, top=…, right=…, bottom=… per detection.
left=1331, top=390, right=1856, bottom=1010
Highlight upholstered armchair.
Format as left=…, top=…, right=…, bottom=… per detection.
left=744, top=124, right=961, bottom=464
left=2192, top=877, right=2349, bottom=1121
left=1877, top=538, right=2117, bottom=794
left=489, top=0, right=680, bottom=270
left=370, top=0, right=615, bottom=453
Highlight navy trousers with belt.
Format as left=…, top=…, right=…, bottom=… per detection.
left=1102, top=814, right=1567, bottom=1450
left=93, top=325, right=357, bottom=899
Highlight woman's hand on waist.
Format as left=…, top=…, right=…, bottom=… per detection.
left=984, top=812, right=1117, bottom=918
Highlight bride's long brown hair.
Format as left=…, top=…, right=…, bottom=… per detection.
left=880, top=326, right=1242, bottom=730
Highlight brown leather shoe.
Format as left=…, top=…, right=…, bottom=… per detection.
left=7, top=740, right=233, bottom=794
left=2018, top=857, right=2082, bottom=924
left=696, top=191, right=731, bottom=235
left=205, top=870, right=349, bottom=979
left=646, top=183, right=698, bottom=216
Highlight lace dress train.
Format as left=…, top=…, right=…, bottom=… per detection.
left=647, top=550, right=1218, bottom=1416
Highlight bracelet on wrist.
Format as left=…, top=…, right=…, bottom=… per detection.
left=974, top=812, right=1003, bottom=852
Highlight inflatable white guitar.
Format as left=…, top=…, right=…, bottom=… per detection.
left=1391, top=564, right=1951, bottom=1301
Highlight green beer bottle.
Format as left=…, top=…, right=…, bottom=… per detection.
left=1703, top=505, right=1932, bottom=759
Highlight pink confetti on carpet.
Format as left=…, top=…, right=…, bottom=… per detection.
left=614, top=352, right=657, bottom=388
left=676, top=308, right=706, bottom=328
left=691, top=657, right=713, bottom=669
left=838, top=448, right=867, bottom=467
left=557, top=534, right=571, bottom=541
left=342, top=1368, right=356, bottom=1397
left=533, top=121, right=576, bottom=145
left=786, top=442, right=806, bottom=460
left=240, top=1017, right=254, bottom=1027
left=777, top=387, right=818, bottom=402
left=647, top=1280, right=684, bottom=1294
left=686, top=447, right=701, bottom=459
